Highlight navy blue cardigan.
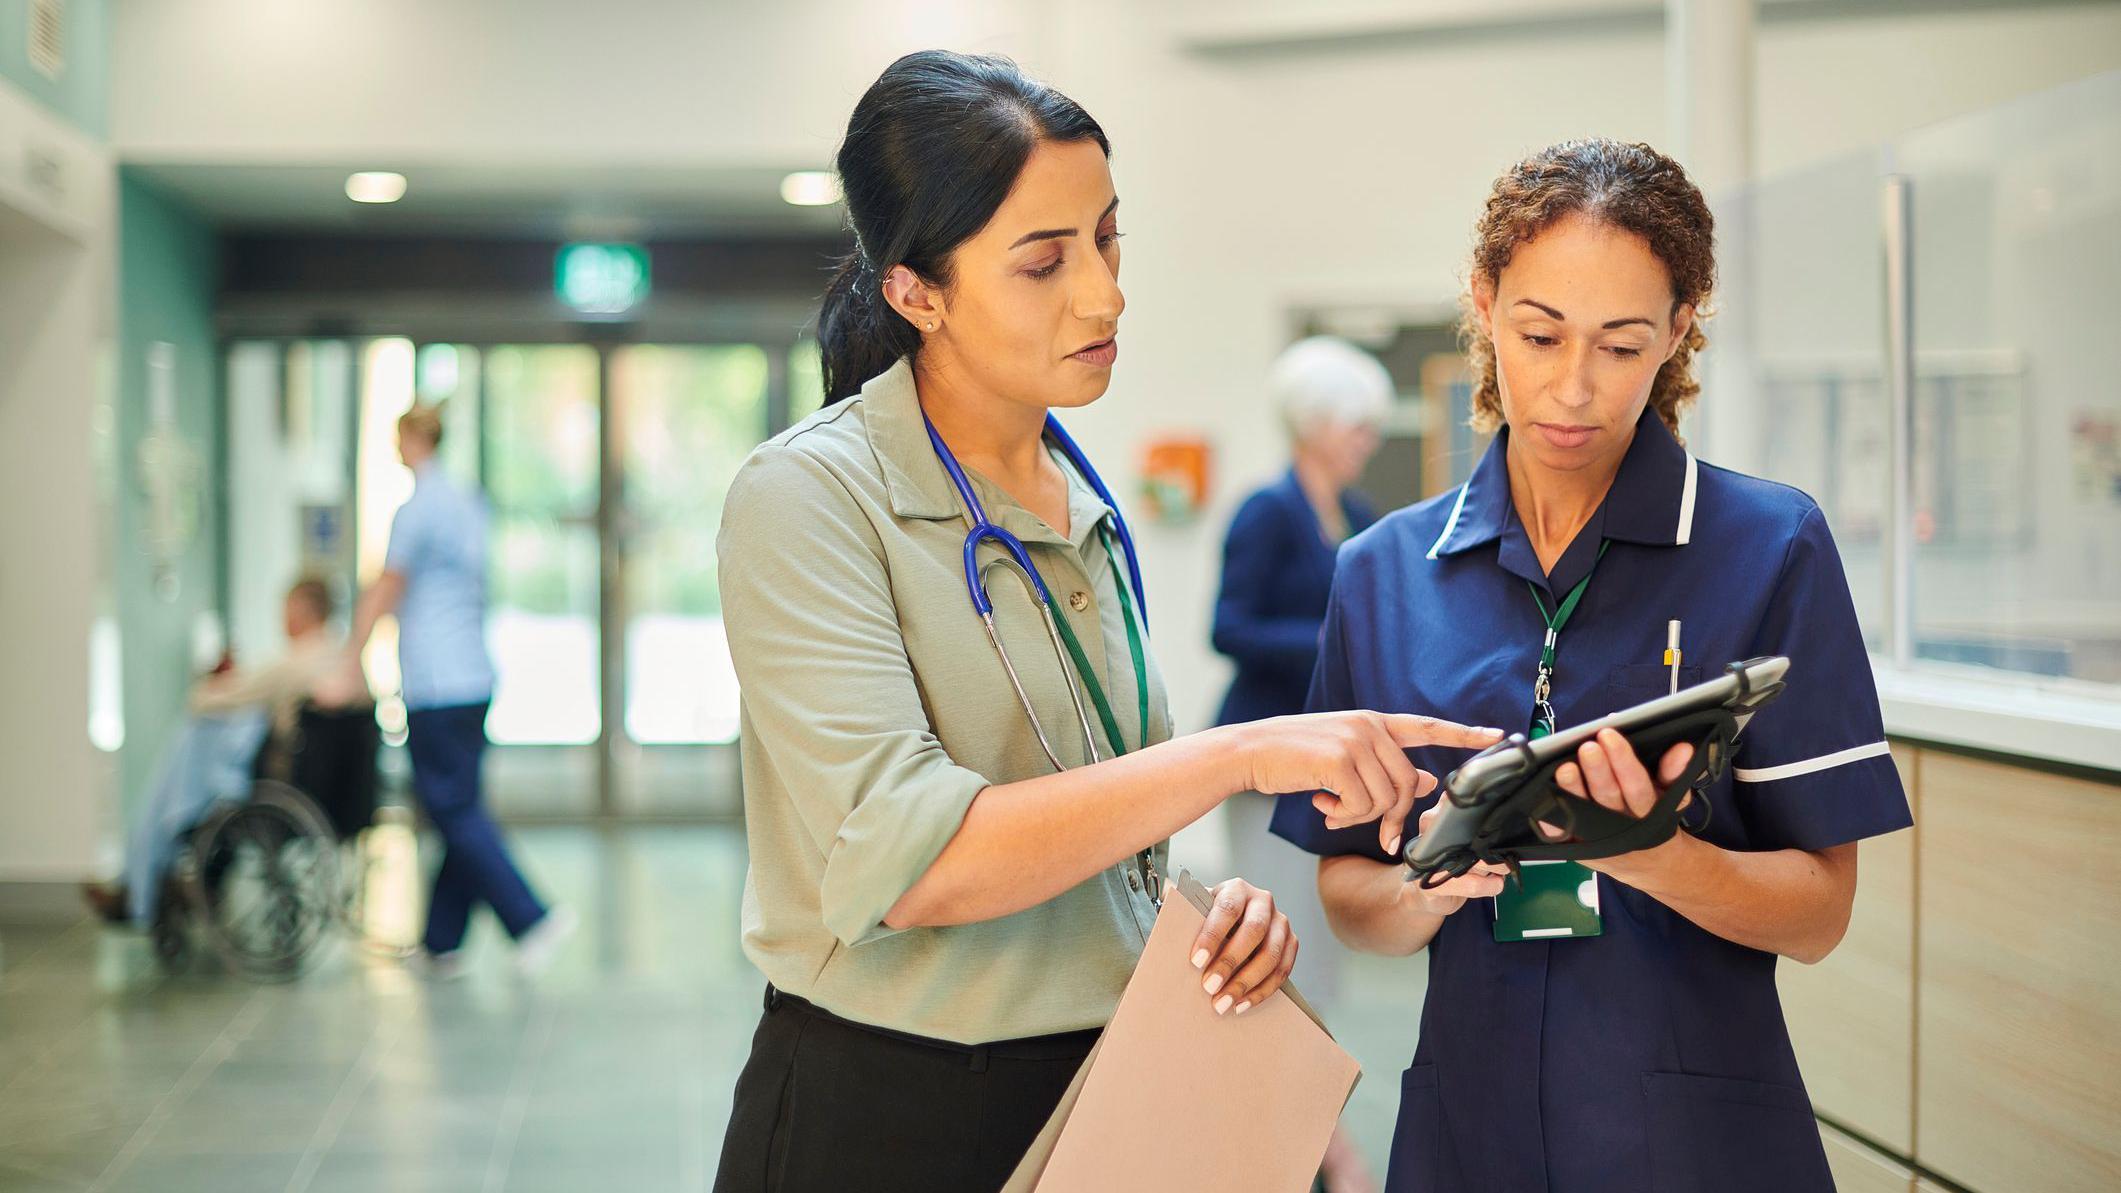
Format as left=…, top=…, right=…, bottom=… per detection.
left=1211, top=470, right=1377, bottom=727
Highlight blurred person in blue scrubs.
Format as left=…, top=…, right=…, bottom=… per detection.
left=83, top=577, right=367, bottom=926
left=350, top=404, right=573, bottom=977
left=1273, top=140, right=1912, bottom=1192
left=1212, top=336, right=1389, bottom=1191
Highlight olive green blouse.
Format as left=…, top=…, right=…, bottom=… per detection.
left=716, top=359, right=1172, bottom=1043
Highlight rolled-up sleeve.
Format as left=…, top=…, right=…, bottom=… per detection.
left=717, top=445, right=991, bottom=946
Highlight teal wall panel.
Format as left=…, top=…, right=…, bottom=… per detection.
left=0, top=0, right=106, bottom=137
left=115, top=169, right=221, bottom=819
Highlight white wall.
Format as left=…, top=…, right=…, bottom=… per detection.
left=108, top=0, right=2121, bottom=728
left=0, top=80, right=115, bottom=883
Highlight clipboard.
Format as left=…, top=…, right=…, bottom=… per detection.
left=1002, top=870, right=1361, bottom=1192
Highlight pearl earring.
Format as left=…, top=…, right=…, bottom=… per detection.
left=926, top=322, right=937, bottom=332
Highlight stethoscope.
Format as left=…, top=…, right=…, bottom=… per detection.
left=922, top=411, right=1162, bottom=902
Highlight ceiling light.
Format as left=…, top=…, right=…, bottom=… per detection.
left=780, top=171, right=841, bottom=207
left=346, top=172, right=408, bottom=204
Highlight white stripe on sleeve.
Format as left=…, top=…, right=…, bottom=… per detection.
left=1732, top=741, right=1892, bottom=784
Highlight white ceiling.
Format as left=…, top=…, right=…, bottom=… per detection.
left=125, top=160, right=847, bottom=238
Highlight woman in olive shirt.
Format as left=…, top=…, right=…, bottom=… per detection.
left=711, top=52, right=1497, bottom=1193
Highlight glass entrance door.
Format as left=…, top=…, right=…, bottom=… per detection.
left=317, top=336, right=790, bottom=817
left=477, top=344, right=603, bottom=816
left=608, top=344, right=770, bottom=814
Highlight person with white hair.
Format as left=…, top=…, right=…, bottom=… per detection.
left=1214, top=336, right=1392, bottom=728
left=1211, top=334, right=1393, bottom=1193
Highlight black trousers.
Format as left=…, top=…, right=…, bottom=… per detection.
left=714, top=986, right=1100, bottom=1193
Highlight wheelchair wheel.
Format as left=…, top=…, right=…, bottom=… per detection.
left=186, top=782, right=342, bottom=982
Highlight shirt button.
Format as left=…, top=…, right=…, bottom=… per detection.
left=1125, top=870, right=1141, bottom=892
left=1068, top=591, right=1090, bottom=612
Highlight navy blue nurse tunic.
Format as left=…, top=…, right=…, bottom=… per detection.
left=1271, top=408, right=1913, bottom=1193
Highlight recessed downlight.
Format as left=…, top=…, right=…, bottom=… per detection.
left=780, top=171, right=841, bottom=207
left=346, top=171, right=408, bottom=204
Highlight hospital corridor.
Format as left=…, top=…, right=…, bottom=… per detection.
left=1, top=3, right=2118, bottom=1192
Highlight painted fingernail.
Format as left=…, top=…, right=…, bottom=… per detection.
left=1191, top=949, right=1210, bottom=969
left=1203, top=973, right=1225, bottom=996
left=1235, top=1001, right=1252, bottom=1015
left=1387, top=835, right=1402, bottom=854
left=1214, top=994, right=1234, bottom=1016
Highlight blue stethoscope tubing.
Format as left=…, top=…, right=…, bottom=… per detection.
left=923, top=413, right=1147, bottom=624
left=924, top=410, right=1164, bottom=904
left=921, top=411, right=1150, bottom=771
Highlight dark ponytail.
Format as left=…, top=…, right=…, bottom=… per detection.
left=818, top=50, right=1110, bottom=403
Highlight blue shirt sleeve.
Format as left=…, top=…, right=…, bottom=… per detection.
left=1728, top=504, right=1912, bottom=851
left=383, top=490, right=427, bottom=577
left=1267, top=583, right=1401, bottom=863
left=1211, top=490, right=1328, bottom=678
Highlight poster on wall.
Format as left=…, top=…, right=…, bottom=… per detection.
left=1139, top=436, right=1210, bottom=525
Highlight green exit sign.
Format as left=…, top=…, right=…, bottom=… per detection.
left=556, top=243, right=650, bottom=316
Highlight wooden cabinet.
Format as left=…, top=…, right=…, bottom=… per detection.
left=1783, top=747, right=1919, bottom=1153
left=1821, top=1123, right=1915, bottom=1193
left=1915, top=752, right=2121, bottom=1193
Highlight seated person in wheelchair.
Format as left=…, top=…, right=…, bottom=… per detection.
left=83, top=576, right=369, bottom=926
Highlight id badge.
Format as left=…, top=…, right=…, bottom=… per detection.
left=1493, top=860, right=1602, bottom=941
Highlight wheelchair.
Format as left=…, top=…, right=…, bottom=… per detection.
left=150, top=703, right=381, bottom=981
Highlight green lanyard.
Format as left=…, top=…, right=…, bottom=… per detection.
left=1041, top=524, right=1150, bottom=760
left=1039, top=522, right=1158, bottom=905
left=1526, top=541, right=1610, bottom=739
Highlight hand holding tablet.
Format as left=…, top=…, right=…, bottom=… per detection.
left=1404, top=657, right=1790, bottom=885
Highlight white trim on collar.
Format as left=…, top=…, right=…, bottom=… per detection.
left=1426, top=483, right=1471, bottom=560
left=1675, top=453, right=1699, bottom=546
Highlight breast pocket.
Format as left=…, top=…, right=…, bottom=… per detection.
left=1641, top=1072, right=1834, bottom=1193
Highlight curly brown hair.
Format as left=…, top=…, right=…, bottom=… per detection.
left=1459, top=139, right=1716, bottom=436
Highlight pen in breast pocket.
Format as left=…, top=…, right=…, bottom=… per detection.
left=1665, top=620, right=1682, bottom=694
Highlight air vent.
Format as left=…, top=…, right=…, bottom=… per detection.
left=28, top=0, right=65, bottom=80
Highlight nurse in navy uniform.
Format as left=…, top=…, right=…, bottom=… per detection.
left=1272, top=139, right=1914, bottom=1193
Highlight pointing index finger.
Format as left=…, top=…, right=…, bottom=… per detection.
left=1384, top=715, right=1505, bottom=751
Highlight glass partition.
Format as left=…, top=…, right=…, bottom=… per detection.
left=1897, top=71, right=2121, bottom=684
left=1731, top=70, right=2121, bottom=694
left=1722, top=150, right=1891, bottom=650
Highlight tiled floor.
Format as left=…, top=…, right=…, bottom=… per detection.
left=0, top=822, right=1429, bottom=1192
